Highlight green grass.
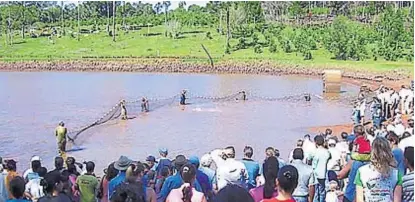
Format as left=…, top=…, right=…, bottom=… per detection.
left=0, top=25, right=413, bottom=73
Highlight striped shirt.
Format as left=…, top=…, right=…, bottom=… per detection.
left=402, top=171, right=414, bottom=202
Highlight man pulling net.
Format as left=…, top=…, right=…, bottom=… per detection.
left=120, top=99, right=127, bottom=120
left=55, top=121, right=67, bottom=156
left=236, top=91, right=247, bottom=101
left=141, top=97, right=149, bottom=112
left=180, top=90, right=187, bottom=105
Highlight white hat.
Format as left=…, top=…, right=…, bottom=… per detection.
left=327, top=139, right=336, bottom=146
left=200, top=154, right=213, bottom=167
left=31, top=156, right=41, bottom=162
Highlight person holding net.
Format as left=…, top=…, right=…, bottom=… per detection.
left=55, top=121, right=67, bottom=156
left=120, top=100, right=127, bottom=120
left=180, top=90, right=187, bottom=105
left=141, top=97, right=149, bottom=112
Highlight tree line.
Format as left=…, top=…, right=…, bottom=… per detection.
left=0, top=1, right=413, bottom=62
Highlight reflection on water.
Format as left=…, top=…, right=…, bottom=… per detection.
left=0, top=72, right=358, bottom=172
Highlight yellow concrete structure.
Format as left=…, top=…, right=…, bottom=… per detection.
left=323, top=70, right=342, bottom=93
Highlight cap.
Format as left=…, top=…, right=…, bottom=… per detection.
left=145, top=156, right=158, bottom=163
left=31, top=156, right=41, bottom=162
left=188, top=156, right=199, bottom=166
left=159, top=148, right=168, bottom=154
left=327, top=139, right=336, bottom=145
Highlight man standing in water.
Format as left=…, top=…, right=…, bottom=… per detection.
left=120, top=100, right=127, bottom=120
left=141, top=97, right=149, bottom=112
left=55, top=121, right=67, bottom=156
left=180, top=90, right=187, bottom=105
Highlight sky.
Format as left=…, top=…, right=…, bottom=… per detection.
left=65, top=1, right=209, bottom=10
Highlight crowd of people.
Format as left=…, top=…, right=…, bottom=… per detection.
left=0, top=84, right=413, bottom=202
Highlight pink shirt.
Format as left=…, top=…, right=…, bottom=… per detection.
left=166, top=184, right=205, bottom=202
left=249, top=186, right=278, bottom=202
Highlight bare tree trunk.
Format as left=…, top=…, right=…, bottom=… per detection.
left=8, top=4, right=12, bottom=46
left=61, top=1, right=65, bottom=35
left=122, top=1, right=125, bottom=30
left=113, top=0, right=116, bottom=42
left=225, top=7, right=230, bottom=53
left=164, top=7, right=168, bottom=37
left=219, top=9, right=223, bottom=34
left=77, top=1, right=80, bottom=41
left=22, top=1, right=25, bottom=39
left=107, top=1, right=110, bottom=34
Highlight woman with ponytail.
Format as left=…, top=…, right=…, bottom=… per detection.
left=166, top=163, right=206, bottom=202
left=262, top=165, right=299, bottom=202
left=249, top=156, right=279, bottom=202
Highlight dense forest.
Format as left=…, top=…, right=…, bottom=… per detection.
left=0, top=1, right=414, bottom=62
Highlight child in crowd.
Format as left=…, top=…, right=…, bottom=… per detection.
left=262, top=165, right=298, bottom=202
left=325, top=181, right=343, bottom=202
left=351, top=133, right=371, bottom=162
left=156, top=148, right=172, bottom=177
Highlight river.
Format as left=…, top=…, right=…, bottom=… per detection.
left=0, top=72, right=358, bottom=173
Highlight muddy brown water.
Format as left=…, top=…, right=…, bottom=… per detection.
left=0, top=72, right=358, bottom=173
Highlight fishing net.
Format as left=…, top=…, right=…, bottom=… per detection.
left=67, top=90, right=366, bottom=143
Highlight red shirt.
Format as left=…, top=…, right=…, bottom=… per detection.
left=354, top=136, right=371, bottom=154
left=262, top=198, right=296, bottom=202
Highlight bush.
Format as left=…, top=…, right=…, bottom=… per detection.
left=254, top=44, right=263, bottom=54
left=269, top=42, right=277, bottom=53
left=206, top=32, right=212, bottom=39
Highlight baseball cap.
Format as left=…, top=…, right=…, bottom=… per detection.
left=159, top=148, right=168, bottom=154
left=31, top=156, right=41, bottom=162
left=188, top=156, right=199, bottom=166
left=145, top=156, right=158, bottom=163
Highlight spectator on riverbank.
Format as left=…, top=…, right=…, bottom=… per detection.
left=156, top=149, right=172, bottom=178
left=301, top=135, right=315, bottom=164
left=23, top=156, right=42, bottom=183
left=98, top=163, right=118, bottom=202
left=262, top=165, right=298, bottom=202
left=290, top=148, right=314, bottom=202
left=288, top=140, right=303, bottom=163
left=214, top=184, right=254, bottom=202
left=8, top=176, right=29, bottom=202
left=403, top=146, right=414, bottom=202
left=166, top=164, right=206, bottom=202
left=38, top=171, right=72, bottom=202
left=188, top=156, right=212, bottom=198
left=24, top=167, right=47, bottom=202
left=355, top=137, right=402, bottom=202
left=312, top=135, right=330, bottom=202
left=198, top=154, right=215, bottom=190
left=5, top=160, right=19, bottom=200
left=241, top=146, right=260, bottom=189
left=111, top=163, right=146, bottom=202
left=108, top=156, right=133, bottom=200
left=76, top=161, right=98, bottom=202
left=387, top=132, right=406, bottom=174
left=249, top=156, right=279, bottom=202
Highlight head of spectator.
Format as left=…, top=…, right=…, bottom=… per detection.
left=114, top=156, right=133, bottom=173
left=327, top=138, right=337, bottom=148
left=404, top=147, right=414, bottom=171
left=296, top=139, right=304, bottom=148
left=303, top=134, right=311, bottom=141
left=200, top=154, right=212, bottom=168
left=9, top=176, right=26, bottom=199
left=354, top=125, right=365, bottom=137
left=292, top=148, right=304, bottom=161
left=159, top=148, right=168, bottom=158
left=408, top=119, right=414, bottom=128
left=274, top=149, right=281, bottom=158
left=180, top=164, right=197, bottom=202
left=243, top=146, right=254, bottom=159
left=174, top=155, right=188, bottom=171
left=214, top=184, right=254, bottom=202
left=85, top=161, right=95, bottom=175
left=314, top=135, right=325, bottom=148
left=42, top=171, right=63, bottom=195
left=38, top=167, right=47, bottom=178
left=145, top=156, right=157, bottom=170
left=386, top=131, right=399, bottom=148
left=263, top=156, right=279, bottom=199
left=188, top=156, right=200, bottom=169
left=325, top=128, right=333, bottom=136
left=67, top=164, right=77, bottom=176
left=125, top=162, right=145, bottom=183
left=54, top=157, right=64, bottom=171
left=105, top=162, right=119, bottom=181
left=275, top=165, right=298, bottom=199
left=265, top=147, right=275, bottom=158
left=224, top=146, right=236, bottom=159
left=6, top=159, right=17, bottom=172
left=371, top=137, right=397, bottom=176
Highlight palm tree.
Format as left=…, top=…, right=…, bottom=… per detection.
left=162, top=1, right=171, bottom=37
left=112, top=0, right=116, bottom=42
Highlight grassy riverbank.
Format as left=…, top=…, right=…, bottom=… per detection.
left=1, top=26, right=413, bottom=73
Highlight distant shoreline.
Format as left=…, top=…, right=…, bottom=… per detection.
left=0, top=59, right=411, bottom=83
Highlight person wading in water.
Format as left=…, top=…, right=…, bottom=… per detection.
left=180, top=90, right=187, bottom=105
left=236, top=91, right=247, bottom=101
left=141, top=97, right=149, bottom=112
left=120, top=100, right=127, bottom=120
left=55, top=121, right=67, bottom=156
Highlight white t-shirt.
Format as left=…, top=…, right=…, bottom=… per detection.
left=210, top=150, right=248, bottom=191
left=399, top=135, right=414, bottom=151
left=327, top=147, right=341, bottom=171
left=366, top=135, right=375, bottom=145
left=312, top=147, right=331, bottom=180
left=302, top=139, right=316, bottom=161
left=394, top=124, right=405, bottom=137
left=391, top=92, right=400, bottom=105
left=25, top=178, right=44, bottom=202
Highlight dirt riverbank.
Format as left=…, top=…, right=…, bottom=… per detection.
left=1, top=59, right=412, bottom=136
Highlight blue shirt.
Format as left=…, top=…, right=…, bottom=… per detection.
left=157, top=172, right=202, bottom=202
left=392, top=148, right=406, bottom=174
left=344, top=160, right=367, bottom=201
left=0, top=172, right=8, bottom=201
left=199, top=167, right=216, bottom=186
left=6, top=200, right=29, bottom=202
left=108, top=171, right=126, bottom=200
left=242, top=158, right=260, bottom=189
left=156, top=158, right=172, bottom=177
left=196, top=170, right=211, bottom=195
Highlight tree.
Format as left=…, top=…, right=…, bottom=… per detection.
left=21, top=1, right=25, bottom=39
left=154, top=2, right=162, bottom=14
left=162, top=1, right=171, bottom=37
left=77, top=1, right=80, bottom=41
left=112, top=0, right=116, bottom=42
left=178, top=1, right=186, bottom=9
